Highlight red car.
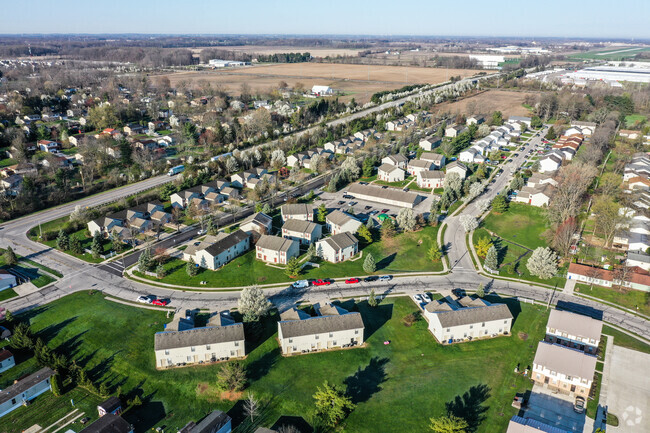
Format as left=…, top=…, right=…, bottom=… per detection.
left=345, top=278, right=360, bottom=284
left=312, top=279, right=331, bottom=286
left=152, top=299, right=170, bottom=306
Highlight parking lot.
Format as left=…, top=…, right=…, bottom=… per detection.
left=522, top=385, right=587, bottom=432
left=317, top=185, right=436, bottom=222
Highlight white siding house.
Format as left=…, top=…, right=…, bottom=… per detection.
left=316, top=233, right=359, bottom=263
left=0, top=368, right=55, bottom=418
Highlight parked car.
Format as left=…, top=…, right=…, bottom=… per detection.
left=369, top=210, right=379, bottom=216
left=345, top=278, right=360, bottom=284
left=197, top=229, right=206, bottom=236
left=292, top=280, right=310, bottom=289
left=359, top=182, right=368, bottom=185
left=452, top=288, right=465, bottom=298
left=343, top=194, right=354, bottom=199
left=349, top=201, right=357, bottom=206
left=573, top=397, right=585, bottom=414
left=337, top=200, right=346, bottom=205
left=152, top=299, right=170, bottom=306
left=412, top=294, right=424, bottom=303
left=381, top=209, right=389, bottom=213
left=379, top=275, right=392, bottom=281
left=364, top=205, right=372, bottom=210
left=312, top=279, right=331, bottom=286
left=136, top=295, right=154, bottom=304
left=364, top=276, right=379, bottom=282
left=421, top=293, right=432, bottom=303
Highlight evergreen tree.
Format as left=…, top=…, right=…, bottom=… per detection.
left=428, top=242, right=443, bottom=262
left=91, top=232, right=103, bottom=258
left=156, top=263, right=167, bottom=279
left=69, top=236, right=83, bottom=254
left=186, top=257, right=198, bottom=276
left=51, top=374, right=62, bottom=397
left=285, top=257, right=302, bottom=278
left=363, top=254, right=376, bottom=273
left=138, top=247, right=154, bottom=272
left=485, top=245, right=499, bottom=270
left=56, top=229, right=70, bottom=251
left=356, top=225, right=373, bottom=243
left=381, top=218, right=396, bottom=240
left=317, top=203, right=328, bottom=223
left=99, top=382, right=110, bottom=397
left=492, top=195, right=509, bottom=213
left=368, top=288, right=378, bottom=307
left=3, top=247, right=18, bottom=266
left=305, top=243, right=316, bottom=261
left=476, top=284, right=485, bottom=298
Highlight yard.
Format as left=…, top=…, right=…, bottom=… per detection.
left=481, top=203, right=548, bottom=250
left=133, top=226, right=443, bottom=288
left=11, top=292, right=550, bottom=433
left=575, top=283, right=650, bottom=317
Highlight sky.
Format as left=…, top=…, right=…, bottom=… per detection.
left=1, top=0, right=649, bottom=39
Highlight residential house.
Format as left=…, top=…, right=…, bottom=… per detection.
left=123, top=124, right=145, bottom=136
left=406, top=159, right=434, bottom=176
left=255, top=235, right=300, bottom=264
left=37, top=140, right=60, bottom=153
left=0, top=349, right=15, bottom=373
left=508, top=116, right=532, bottom=127
left=192, top=230, right=250, bottom=270
left=377, top=163, right=406, bottom=183
left=277, top=304, right=364, bottom=355
left=240, top=212, right=273, bottom=238
left=527, top=172, right=558, bottom=188
left=381, top=154, right=408, bottom=169
left=171, top=188, right=205, bottom=209
left=87, top=214, right=124, bottom=237
left=445, top=161, right=468, bottom=179
left=347, top=183, right=420, bottom=208
left=567, top=262, right=650, bottom=292
left=282, top=219, right=322, bottom=245
left=0, top=367, right=55, bottom=418
left=422, top=297, right=513, bottom=343
left=97, top=396, right=122, bottom=417
left=155, top=313, right=245, bottom=368
left=326, top=210, right=362, bottom=235
left=0, top=174, right=23, bottom=196
left=420, top=152, right=446, bottom=169
left=544, top=309, right=602, bottom=355
left=445, top=124, right=467, bottom=138
left=419, top=136, right=442, bottom=151
left=178, top=410, right=232, bottom=433
left=79, top=414, right=134, bottom=433
left=417, top=171, right=445, bottom=189
left=532, top=341, right=596, bottom=397
left=466, top=115, right=485, bottom=125
left=315, top=232, right=359, bottom=263
left=150, top=210, right=172, bottom=226
left=627, top=251, right=650, bottom=272
left=539, top=152, right=563, bottom=173
left=571, top=121, right=596, bottom=135
left=628, top=176, right=650, bottom=191
left=459, top=148, right=482, bottom=164
left=287, top=152, right=308, bottom=168
left=281, top=204, right=314, bottom=222
left=42, top=155, right=73, bottom=170
left=514, top=184, right=554, bottom=207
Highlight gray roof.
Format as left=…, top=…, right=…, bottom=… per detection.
left=446, top=161, right=468, bottom=172
left=326, top=210, right=360, bottom=227
left=386, top=154, right=408, bottom=164
left=79, top=414, right=132, bottom=433
left=282, top=219, right=320, bottom=234
left=418, top=171, right=444, bottom=180
left=628, top=251, right=650, bottom=263
left=281, top=203, right=313, bottom=217
left=408, top=160, right=434, bottom=169
left=98, top=396, right=122, bottom=413
left=547, top=310, right=602, bottom=342
left=256, top=235, right=298, bottom=253
left=0, top=367, right=55, bottom=406
left=506, top=416, right=570, bottom=433
left=182, top=410, right=231, bottom=433
left=279, top=312, right=364, bottom=338
left=420, top=152, right=444, bottom=162
left=347, top=183, right=419, bottom=206
left=154, top=323, right=245, bottom=351
left=203, top=230, right=249, bottom=257
left=533, top=341, right=597, bottom=380
left=320, top=232, right=358, bottom=251
left=378, top=163, right=404, bottom=174
left=434, top=304, right=512, bottom=328
left=243, top=212, right=273, bottom=227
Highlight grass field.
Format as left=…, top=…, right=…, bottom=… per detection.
left=163, top=64, right=481, bottom=103
left=575, top=283, right=650, bottom=317
left=134, top=226, right=443, bottom=288
left=568, top=47, right=650, bottom=61
left=0, top=288, right=18, bottom=301
left=436, top=90, right=536, bottom=118
left=13, top=292, right=550, bottom=433
left=625, top=114, right=648, bottom=128
left=602, top=325, right=650, bottom=355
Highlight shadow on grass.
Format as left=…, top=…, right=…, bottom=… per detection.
left=229, top=393, right=278, bottom=433
left=36, top=316, right=78, bottom=343
left=376, top=253, right=397, bottom=271
left=344, top=356, right=389, bottom=404
left=359, top=302, right=393, bottom=340
left=484, top=291, right=522, bottom=325
left=124, top=400, right=166, bottom=432
left=271, top=416, right=314, bottom=433
left=247, top=347, right=281, bottom=383
left=445, top=383, right=491, bottom=433
left=55, top=331, right=89, bottom=362
left=87, top=351, right=122, bottom=383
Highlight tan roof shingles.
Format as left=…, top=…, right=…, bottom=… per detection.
left=279, top=313, right=364, bottom=338
left=547, top=309, right=602, bottom=342
left=154, top=323, right=244, bottom=351
left=533, top=341, right=597, bottom=380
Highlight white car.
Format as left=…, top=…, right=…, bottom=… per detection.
left=412, top=294, right=423, bottom=303
left=421, top=293, right=432, bottom=303
left=197, top=229, right=206, bottom=236
left=379, top=275, right=392, bottom=281
left=292, top=280, right=310, bottom=289
left=136, top=295, right=152, bottom=304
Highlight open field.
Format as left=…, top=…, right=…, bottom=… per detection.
left=191, top=45, right=363, bottom=58
left=163, top=63, right=481, bottom=103
left=12, top=292, right=552, bottom=433
left=435, top=89, right=536, bottom=117
left=568, top=46, right=650, bottom=61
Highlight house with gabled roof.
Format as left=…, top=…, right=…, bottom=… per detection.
left=281, top=204, right=314, bottom=222
left=192, top=230, right=250, bottom=270
left=0, top=367, right=55, bottom=418
left=326, top=210, right=362, bottom=235
left=544, top=310, right=602, bottom=355
left=315, top=232, right=359, bottom=263
left=282, top=219, right=322, bottom=245
left=417, top=170, right=445, bottom=189
left=381, top=154, right=408, bottom=169
left=255, top=235, right=299, bottom=264
left=377, top=163, right=406, bottom=183
left=420, top=152, right=446, bottom=168
left=240, top=212, right=273, bottom=238
left=445, top=161, right=468, bottom=179
left=419, top=136, right=442, bottom=151
left=532, top=341, right=596, bottom=398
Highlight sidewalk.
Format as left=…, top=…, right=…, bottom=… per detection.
left=563, top=278, right=576, bottom=295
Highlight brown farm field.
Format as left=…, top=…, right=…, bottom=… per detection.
left=163, top=63, right=482, bottom=103
left=190, top=45, right=363, bottom=58
left=434, top=89, right=537, bottom=117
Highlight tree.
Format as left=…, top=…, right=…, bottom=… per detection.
left=526, top=247, right=559, bottom=280
left=238, top=287, right=271, bottom=322
left=87, top=105, right=118, bottom=130
left=317, top=203, right=328, bottom=223
left=474, top=237, right=492, bottom=258
left=548, top=163, right=597, bottom=225
left=186, top=257, right=198, bottom=276
left=592, top=196, right=625, bottom=248
left=356, top=224, right=373, bottom=243
left=91, top=232, right=103, bottom=258
left=313, top=381, right=356, bottom=427
left=363, top=253, right=377, bottom=273
left=489, top=111, right=503, bottom=126
left=99, top=382, right=110, bottom=397
left=362, top=158, right=374, bottom=177
left=444, top=172, right=462, bottom=198
left=429, top=414, right=469, bottom=433
left=476, top=284, right=485, bottom=298
left=156, top=263, right=167, bottom=279
left=3, top=247, right=18, bottom=266
left=484, top=245, right=498, bottom=271
left=56, top=229, right=70, bottom=251
left=530, top=116, right=543, bottom=129
left=69, top=236, right=83, bottom=254
left=598, top=172, right=622, bottom=197
left=492, top=195, right=508, bottom=213
left=138, top=246, right=154, bottom=272
left=270, top=149, right=286, bottom=168
left=468, top=182, right=485, bottom=200
left=551, top=218, right=577, bottom=257
left=305, top=243, right=316, bottom=262
left=51, top=374, right=62, bottom=397
left=10, top=322, right=34, bottom=350
left=428, top=242, right=443, bottom=262
left=396, top=208, right=417, bottom=232
left=4, top=310, right=14, bottom=324
left=381, top=218, right=396, bottom=240
left=459, top=215, right=478, bottom=232
left=510, top=176, right=525, bottom=191
left=545, top=126, right=556, bottom=140
left=285, top=257, right=301, bottom=278
left=368, top=288, right=378, bottom=307
left=217, top=362, right=246, bottom=392
left=243, top=393, right=259, bottom=422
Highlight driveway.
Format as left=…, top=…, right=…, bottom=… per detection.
left=605, top=345, right=650, bottom=432
left=523, top=385, right=586, bottom=432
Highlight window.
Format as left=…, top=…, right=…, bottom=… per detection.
left=230, top=350, right=235, bottom=356
left=11, top=398, right=16, bottom=405
left=566, top=375, right=572, bottom=381
left=551, top=371, right=557, bottom=376
left=315, top=335, right=319, bottom=340
left=329, top=333, right=334, bottom=338
left=469, top=325, right=473, bottom=329
left=482, top=322, right=485, bottom=327
left=206, top=345, right=211, bottom=350
left=504, top=320, right=508, bottom=324
left=187, top=356, right=192, bottom=362
left=354, top=330, right=359, bottom=335
left=446, top=328, right=450, bottom=332
left=191, top=346, right=196, bottom=352
left=289, top=338, right=293, bottom=343
left=164, top=350, right=169, bottom=355
left=235, top=341, right=239, bottom=347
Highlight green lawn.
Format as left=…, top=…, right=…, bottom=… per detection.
left=0, top=288, right=19, bottom=301
left=134, top=226, right=443, bottom=288
left=624, top=114, right=647, bottom=128
left=373, top=177, right=412, bottom=188
left=0, top=248, right=58, bottom=288
left=0, top=157, right=17, bottom=168
left=39, top=228, right=126, bottom=264
left=14, top=292, right=549, bottom=433
left=575, top=283, right=650, bottom=317
left=602, top=325, right=650, bottom=355
left=482, top=203, right=548, bottom=250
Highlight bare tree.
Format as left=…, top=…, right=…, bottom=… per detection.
left=551, top=218, right=577, bottom=257
left=548, top=163, right=597, bottom=226
left=592, top=196, right=626, bottom=248
left=243, top=393, right=259, bottom=422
